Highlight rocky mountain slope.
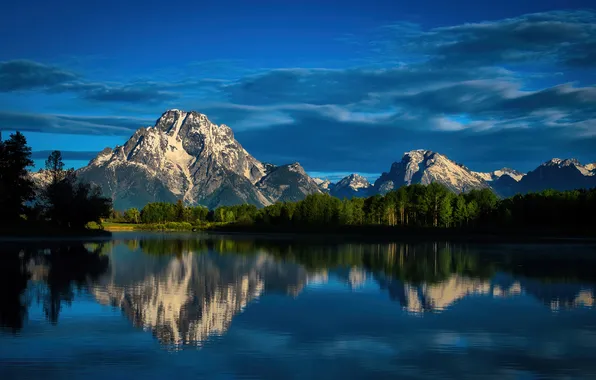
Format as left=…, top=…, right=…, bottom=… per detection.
left=514, top=158, right=596, bottom=195
left=66, top=110, right=595, bottom=208
left=77, top=110, right=320, bottom=210
left=313, top=153, right=594, bottom=200
left=374, top=150, right=489, bottom=194
left=313, top=178, right=333, bottom=192
left=329, top=174, right=373, bottom=199
left=256, top=163, right=322, bottom=203
left=472, top=168, right=525, bottom=182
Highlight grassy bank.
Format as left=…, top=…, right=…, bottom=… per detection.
left=101, top=220, right=596, bottom=244
left=103, top=221, right=227, bottom=232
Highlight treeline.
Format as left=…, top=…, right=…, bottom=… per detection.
left=113, top=182, right=596, bottom=233
left=251, top=183, right=498, bottom=228
left=0, top=132, right=112, bottom=231
left=110, top=200, right=210, bottom=224
left=250, top=184, right=596, bottom=231
left=111, top=201, right=257, bottom=225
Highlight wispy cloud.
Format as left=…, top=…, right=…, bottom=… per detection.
left=0, top=60, right=79, bottom=91
left=0, top=111, right=150, bottom=135
left=0, top=60, right=217, bottom=104
left=1, top=10, right=595, bottom=172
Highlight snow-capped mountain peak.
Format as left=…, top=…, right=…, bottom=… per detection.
left=375, top=150, right=488, bottom=194
left=77, top=110, right=320, bottom=209
left=336, top=174, right=370, bottom=190
left=541, top=158, right=594, bottom=176
left=328, top=173, right=373, bottom=199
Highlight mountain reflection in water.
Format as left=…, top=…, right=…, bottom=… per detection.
left=2, top=236, right=594, bottom=349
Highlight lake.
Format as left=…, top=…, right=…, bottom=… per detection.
left=1, top=232, right=595, bottom=379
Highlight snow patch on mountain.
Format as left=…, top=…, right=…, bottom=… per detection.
left=77, top=109, right=321, bottom=209
left=375, top=150, right=489, bottom=194
left=328, top=174, right=373, bottom=199
left=542, top=158, right=594, bottom=176
left=313, top=178, right=333, bottom=191
left=336, top=174, right=370, bottom=190
left=473, top=168, right=525, bottom=182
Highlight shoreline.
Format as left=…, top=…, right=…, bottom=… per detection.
left=0, top=227, right=112, bottom=242
left=105, top=222, right=596, bottom=244
left=6, top=223, right=595, bottom=244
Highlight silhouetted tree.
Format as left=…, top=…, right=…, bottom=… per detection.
left=0, top=131, right=35, bottom=223
left=44, top=150, right=67, bottom=184
left=42, top=151, right=112, bottom=228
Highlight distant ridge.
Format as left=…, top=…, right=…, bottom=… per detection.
left=65, top=109, right=596, bottom=208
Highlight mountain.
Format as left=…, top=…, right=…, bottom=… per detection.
left=472, top=168, right=525, bottom=182
left=471, top=168, right=526, bottom=197
left=514, top=158, right=596, bottom=194
left=329, top=174, right=373, bottom=199
left=77, top=110, right=320, bottom=210
left=313, top=178, right=333, bottom=192
left=256, top=163, right=322, bottom=203
left=60, top=111, right=596, bottom=208
left=374, top=150, right=489, bottom=194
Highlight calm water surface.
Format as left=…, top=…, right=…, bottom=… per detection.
left=1, top=232, right=596, bottom=379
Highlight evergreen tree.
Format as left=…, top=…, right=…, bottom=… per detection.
left=0, top=132, right=35, bottom=223
left=44, top=150, right=66, bottom=184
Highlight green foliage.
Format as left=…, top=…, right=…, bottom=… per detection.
left=213, top=204, right=258, bottom=224
left=140, top=201, right=209, bottom=224
left=136, top=222, right=194, bottom=231
left=124, top=181, right=596, bottom=234
left=239, top=183, right=596, bottom=232
left=123, top=208, right=141, bottom=224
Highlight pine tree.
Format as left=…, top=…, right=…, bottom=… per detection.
left=44, top=150, right=66, bottom=184
left=0, top=132, right=35, bottom=223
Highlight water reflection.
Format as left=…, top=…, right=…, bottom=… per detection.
left=0, top=242, right=109, bottom=331
left=90, top=245, right=310, bottom=346
left=1, top=236, right=595, bottom=348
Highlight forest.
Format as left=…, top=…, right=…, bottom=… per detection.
left=113, top=182, right=596, bottom=235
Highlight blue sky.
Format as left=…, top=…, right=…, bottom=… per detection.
left=1, top=0, right=595, bottom=177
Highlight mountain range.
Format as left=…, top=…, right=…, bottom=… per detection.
left=61, top=109, right=596, bottom=209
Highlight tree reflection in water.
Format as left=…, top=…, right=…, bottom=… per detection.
left=0, top=242, right=109, bottom=332
left=1, top=236, right=595, bottom=342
